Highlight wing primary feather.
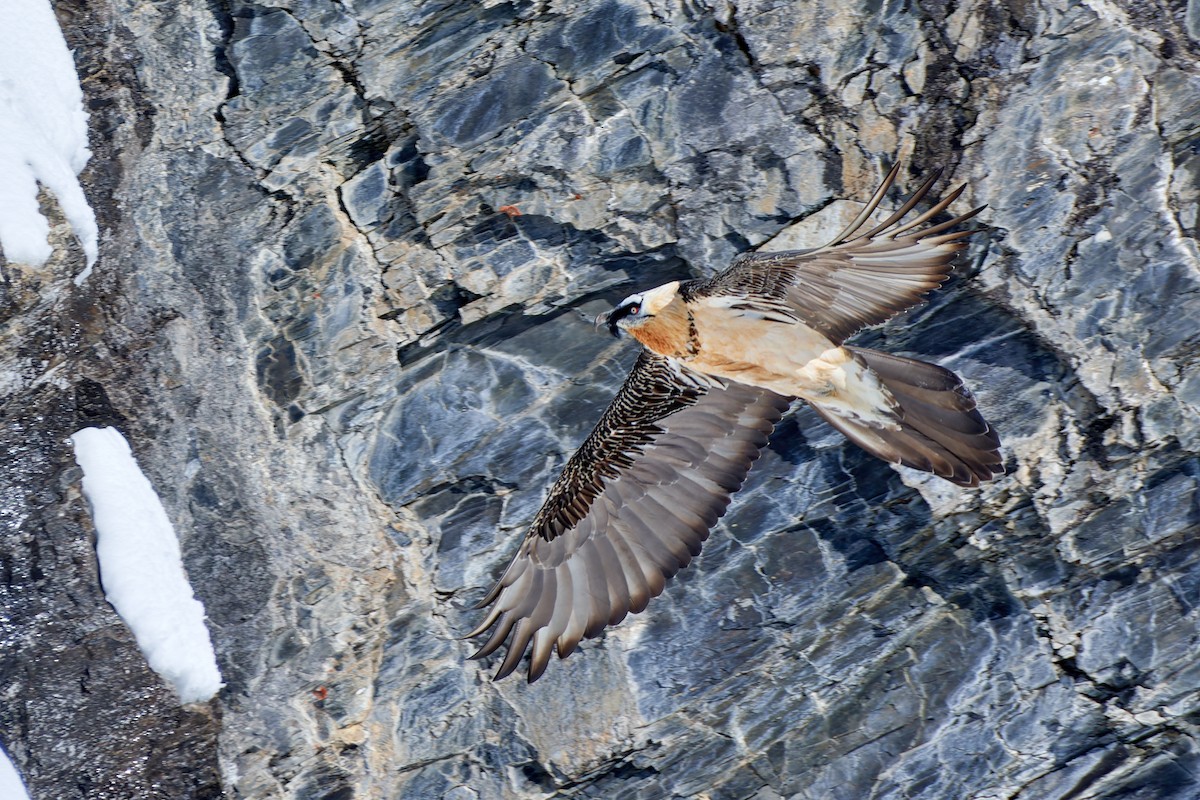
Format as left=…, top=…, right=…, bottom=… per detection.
left=577, top=539, right=615, bottom=637
left=536, top=564, right=575, bottom=652
left=474, top=549, right=529, bottom=609
left=627, top=536, right=669, bottom=597
left=494, top=618, right=536, bottom=681
left=611, top=512, right=673, bottom=598
left=590, top=534, right=632, bottom=626
left=607, top=525, right=653, bottom=614
left=523, top=571, right=565, bottom=682
left=827, top=161, right=902, bottom=245
left=557, top=555, right=591, bottom=657
left=490, top=569, right=553, bottom=680
left=463, top=602, right=505, bottom=641
left=918, top=225, right=984, bottom=247
left=527, top=627, right=557, bottom=683
left=470, top=610, right=516, bottom=660
left=879, top=183, right=969, bottom=239
left=856, top=170, right=946, bottom=240
left=491, top=560, right=535, bottom=614
left=893, top=204, right=984, bottom=241
left=473, top=566, right=543, bottom=660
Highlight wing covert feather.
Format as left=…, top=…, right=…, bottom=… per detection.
left=469, top=351, right=789, bottom=682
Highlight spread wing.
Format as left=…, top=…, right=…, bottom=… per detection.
left=466, top=351, right=790, bottom=682
left=683, top=163, right=985, bottom=344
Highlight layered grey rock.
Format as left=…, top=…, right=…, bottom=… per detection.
left=3, top=0, right=1199, bottom=797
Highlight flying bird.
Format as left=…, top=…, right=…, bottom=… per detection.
left=467, top=163, right=1004, bottom=682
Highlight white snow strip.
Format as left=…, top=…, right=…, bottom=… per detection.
left=0, top=0, right=100, bottom=281
left=71, top=427, right=223, bottom=704
left=0, top=745, right=31, bottom=800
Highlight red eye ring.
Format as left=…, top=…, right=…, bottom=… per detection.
left=629, top=304, right=640, bottom=315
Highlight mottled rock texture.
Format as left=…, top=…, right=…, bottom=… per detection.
left=2, top=0, right=1199, bottom=797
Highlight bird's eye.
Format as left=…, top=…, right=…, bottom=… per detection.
left=629, top=304, right=640, bottom=315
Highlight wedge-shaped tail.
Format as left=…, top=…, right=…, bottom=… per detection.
left=809, top=347, right=1003, bottom=486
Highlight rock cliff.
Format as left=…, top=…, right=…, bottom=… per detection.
left=3, top=0, right=1200, bottom=797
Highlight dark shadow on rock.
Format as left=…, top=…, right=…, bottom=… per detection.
left=398, top=216, right=695, bottom=366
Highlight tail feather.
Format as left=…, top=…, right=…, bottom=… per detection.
left=813, top=347, right=1003, bottom=487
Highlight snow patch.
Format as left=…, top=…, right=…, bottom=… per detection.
left=0, top=0, right=100, bottom=280
left=0, top=745, right=31, bottom=800
left=71, top=427, right=223, bottom=704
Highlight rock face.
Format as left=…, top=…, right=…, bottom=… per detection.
left=3, top=0, right=1199, bottom=797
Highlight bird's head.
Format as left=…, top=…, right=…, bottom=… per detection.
left=595, top=281, right=680, bottom=338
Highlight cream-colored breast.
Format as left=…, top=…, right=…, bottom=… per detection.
left=685, top=301, right=900, bottom=427
left=687, top=303, right=832, bottom=382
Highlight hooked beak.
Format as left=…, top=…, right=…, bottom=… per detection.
left=594, top=311, right=621, bottom=338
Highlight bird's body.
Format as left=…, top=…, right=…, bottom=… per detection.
left=467, top=164, right=1005, bottom=682
left=625, top=287, right=902, bottom=428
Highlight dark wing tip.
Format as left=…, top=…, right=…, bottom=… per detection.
left=526, top=657, right=549, bottom=683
